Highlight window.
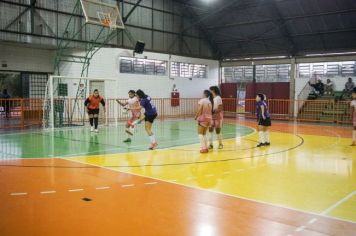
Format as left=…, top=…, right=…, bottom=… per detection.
left=223, top=64, right=290, bottom=82
left=170, top=62, right=208, bottom=78
left=297, top=61, right=356, bottom=78
left=119, top=57, right=167, bottom=76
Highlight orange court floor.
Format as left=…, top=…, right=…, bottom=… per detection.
left=0, top=119, right=355, bottom=236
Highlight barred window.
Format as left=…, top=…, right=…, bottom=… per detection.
left=297, top=61, right=356, bottom=78
left=170, top=62, right=208, bottom=79
left=119, top=57, right=167, bottom=76
left=223, top=64, right=290, bottom=82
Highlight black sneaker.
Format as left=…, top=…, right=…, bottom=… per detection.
left=123, top=138, right=132, bottom=143
left=265, top=142, right=270, bottom=146
left=257, top=143, right=265, bottom=147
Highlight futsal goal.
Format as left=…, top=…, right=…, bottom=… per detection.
left=43, top=75, right=116, bottom=129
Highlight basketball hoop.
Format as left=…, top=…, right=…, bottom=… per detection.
left=97, top=11, right=117, bottom=30
left=81, top=0, right=124, bottom=29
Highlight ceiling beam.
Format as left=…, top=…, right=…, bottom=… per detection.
left=206, top=8, right=356, bottom=30
left=214, top=27, right=356, bottom=44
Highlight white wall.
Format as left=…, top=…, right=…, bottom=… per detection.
left=0, top=43, right=54, bottom=73
left=295, top=75, right=356, bottom=99
left=60, top=48, right=219, bottom=98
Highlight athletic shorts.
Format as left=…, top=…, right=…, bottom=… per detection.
left=211, top=119, right=223, bottom=129
left=88, top=109, right=99, bottom=115
left=198, top=121, right=211, bottom=128
left=145, top=113, right=157, bottom=123
left=258, top=117, right=271, bottom=126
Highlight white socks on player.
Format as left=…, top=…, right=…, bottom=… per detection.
left=199, top=134, right=205, bottom=149
left=259, top=131, right=265, bottom=144
left=149, top=134, right=156, bottom=144
left=209, top=132, right=214, bottom=145
left=218, top=133, right=223, bottom=144
left=264, top=131, right=270, bottom=143
left=199, top=134, right=208, bottom=149
left=353, top=130, right=356, bottom=141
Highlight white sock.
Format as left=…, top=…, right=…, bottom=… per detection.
left=203, top=135, right=208, bottom=148
left=259, top=131, right=265, bottom=143
left=353, top=130, right=356, bottom=141
left=218, top=133, right=223, bottom=144
left=199, top=134, right=205, bottom=149
left=264, top=131, right=270, bottom=143
left=209, top=131, right=214, bottom=145
left=149, top=134, right=156, bottom=144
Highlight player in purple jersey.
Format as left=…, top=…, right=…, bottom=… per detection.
left=134, top=89, right=158, bottom=150
left=256, top=93, right=271, bottom=147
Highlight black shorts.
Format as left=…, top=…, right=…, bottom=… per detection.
left=258, top=117, right=271, bottom=126
left=88, top=109, right=99, bottom=115
left=145, top=114, right=157, bottom=123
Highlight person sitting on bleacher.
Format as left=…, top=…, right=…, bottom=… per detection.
left=325, top=79, right=334, bottom=95
left=344, top=78, right=355, bottom=97
left=309, top=79, right=324, bottom=96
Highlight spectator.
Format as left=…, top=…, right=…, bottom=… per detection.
left=344, top=77, right=355, bottom=97
left=1, top=89, right=11, bottom=118
left=325, top=79, right=334, bottom=95
left=309, top=79, right=324, bottom=96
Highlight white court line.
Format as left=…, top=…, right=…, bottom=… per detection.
left=68, top=189, right=84, bottom=192
left=95, top=186, right=110, bottom=190
left=295, top=226, right=306, bottom=232
left=121, top=184, right=134, bottom=188
left=10, top=192, right=27, bottom=196
left=61, top=157, right=356, bottom=225
left=308, top=218, right=318, bottom=224
left=321, top=190, right=356, bottom=216
left=40, top=191, right=56, bottom=194
left=144, top=182, right=157, bottom=185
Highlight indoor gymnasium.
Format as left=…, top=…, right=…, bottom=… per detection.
left=1, top=0, right=356, bottom=235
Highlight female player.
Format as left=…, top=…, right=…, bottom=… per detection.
left=195, top=90, right=213, bottom=153
left=84, top=89, right=105, bottom=132
left=134, top=89, right=158, bottom=150
left=256, top=93, right=271, bottom=147
left=116, top=90, right=141, bottom=143
left=208, top=86, right=224, bottom=149
left=351, top=88, right=356, bottom=146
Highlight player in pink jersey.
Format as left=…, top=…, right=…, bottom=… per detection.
left=351, top=88, right=356, bottom=146
left=195, top=90, right=213, bottom=153
left=208, top=86, right=224, bottom=149
left=116, top=90, right=141, bottom=143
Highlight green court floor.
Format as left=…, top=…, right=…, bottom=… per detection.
left=0, top=120, right=254, bottom=159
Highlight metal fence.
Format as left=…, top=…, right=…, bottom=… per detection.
left=0, top=98, right=353, bottom=129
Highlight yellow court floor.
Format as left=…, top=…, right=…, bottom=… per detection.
left=68, top=121, right=356, bottom=223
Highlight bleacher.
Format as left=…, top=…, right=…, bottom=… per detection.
left=298, top=92, right=352, bottom=123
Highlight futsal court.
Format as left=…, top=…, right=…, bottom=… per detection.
left=0, top=118, right=355, bottom=235
left=1, top=0, right=356, bottom=235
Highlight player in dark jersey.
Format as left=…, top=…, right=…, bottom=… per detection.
left=84, top=89, right=105, bottom=133
left=134, top=89, right=158, bottom=150
left=256, top=93, right=271, bottom=147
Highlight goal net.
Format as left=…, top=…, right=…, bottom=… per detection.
left=43, top=75, right=116, bottom=129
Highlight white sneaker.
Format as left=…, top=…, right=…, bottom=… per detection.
left=94, top=129, right=99, bottom=133
left=90, top=127, right=94, bottom=132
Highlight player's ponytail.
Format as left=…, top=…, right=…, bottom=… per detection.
left=136, top=89, right=146, bottom=99
left=204, top=90, right=214, bottom=113
left=257, top=93, right=265, bottom=101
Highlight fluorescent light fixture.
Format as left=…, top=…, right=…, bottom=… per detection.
left=305, top=51, right=356, bottom=57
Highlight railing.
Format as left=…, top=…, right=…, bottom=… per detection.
left=0, top=98, right=353, bottom=129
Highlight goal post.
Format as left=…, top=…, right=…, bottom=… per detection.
left=43, top=75, right=116, bottom=129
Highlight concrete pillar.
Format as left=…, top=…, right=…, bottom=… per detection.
left=290, top=58, right=297, bottom=118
